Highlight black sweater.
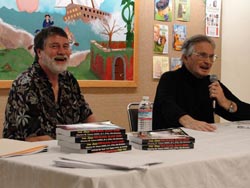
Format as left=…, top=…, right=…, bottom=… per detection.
left=153, top=65, right=250, bottom=130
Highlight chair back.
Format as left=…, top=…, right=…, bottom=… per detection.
left=127, top=102, right=140, bottom=132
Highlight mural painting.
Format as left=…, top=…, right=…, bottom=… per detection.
left=0, top=0, right=136, bottom=88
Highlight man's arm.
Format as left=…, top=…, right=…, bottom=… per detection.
left=209, top=81, right=250, bottom=121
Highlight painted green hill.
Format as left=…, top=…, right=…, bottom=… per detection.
left=0, top=48, right=98, bottom=80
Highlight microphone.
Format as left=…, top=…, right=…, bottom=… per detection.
left=209, top=74, right=218, bottom=109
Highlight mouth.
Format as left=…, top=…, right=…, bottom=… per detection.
left=54, top=56, right=67, bottom=62
left=200, top=64, right=211, bottom=71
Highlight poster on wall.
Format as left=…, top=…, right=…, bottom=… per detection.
left=205, top=0, right=221, bottom=37
left=170, top=57, right=182, bottom=71
left=153, top=24, right=168, bottom=54
left=174, top=0, right=190, bottom=22
left=0, top=0, right=137, bottom=88
left=153, top=55, right=169, bottom=79
left=173, top=24, right=186, bottom=51
left=154, top=0, right=172, bottom=22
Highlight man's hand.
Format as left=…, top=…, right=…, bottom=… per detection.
left=209, top=81, right=237, bottom=112
left=179, top=115, right=216, bottom=132
left=25, top=135, right=53, bottom=142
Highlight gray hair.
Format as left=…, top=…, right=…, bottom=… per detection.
left=181, top=34, right=216, bottom=56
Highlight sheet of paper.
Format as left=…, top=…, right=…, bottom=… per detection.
left=0, top=138, right=47, bottom=158
left=59, top=152, right=163, bottom=170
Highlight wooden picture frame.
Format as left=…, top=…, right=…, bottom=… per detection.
left=0, top=0, right=138, bottom=88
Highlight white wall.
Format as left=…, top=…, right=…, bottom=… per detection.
left=221, top=0, right=250, bottom=103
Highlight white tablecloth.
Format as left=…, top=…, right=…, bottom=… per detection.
left=1, top=122, right=250, bottom=188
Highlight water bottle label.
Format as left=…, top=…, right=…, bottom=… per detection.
left=138, top=110, right=152, bottom=132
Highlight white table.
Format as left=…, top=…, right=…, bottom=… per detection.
left=1, top=121, right=250, bottom=188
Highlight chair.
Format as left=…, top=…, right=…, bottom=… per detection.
left=127, top=102, right=140, bottom=132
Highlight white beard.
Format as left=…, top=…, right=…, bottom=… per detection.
left=40, top=51, right=69, bottom=75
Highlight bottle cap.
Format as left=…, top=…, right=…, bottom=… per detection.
left=142, top=96, right=149, bottom=100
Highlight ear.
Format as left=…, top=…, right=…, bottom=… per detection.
left=181, top=55, right=188, bottom=65
left=36, top=49, right=42, bottom=58
left=182, top=55, right=188, bottom=61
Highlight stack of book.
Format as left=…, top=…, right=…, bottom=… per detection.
left=56, top=121, right=131, bottom=154
left=129, top=128, right=195, bottom=150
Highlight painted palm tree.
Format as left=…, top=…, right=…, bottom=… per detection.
left=121, top=0, right=134, bottom=48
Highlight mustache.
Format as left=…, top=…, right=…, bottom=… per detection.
left=53, top=55, right=68, bottom=61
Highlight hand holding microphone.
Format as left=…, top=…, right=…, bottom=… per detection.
left=209, top=75, right=237, bottom=112
left=209, top=74, right=218, bottom=109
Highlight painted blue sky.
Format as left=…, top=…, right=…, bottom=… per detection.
left=0, top=0, right=122, bottom=15
left=0, top=0, right=134, bottom=50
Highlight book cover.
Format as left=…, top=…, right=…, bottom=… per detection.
left=170, top=57, right=182, bottom=71
left=175, top=0, right=191, bottom=22
left=56, top=133, right=128, bottom=143
left=56, top=121, right=126, bottom=136
left=153, top=55, right=169, bottom=79
left=173, top=24, right=186, bottom=51
left=131, top=141, right=194, bottom=150
left=154, top=0, right=173, bottom=22
left=129, top=128, right=195, bottom=144
left=153, top=24, right=169, bottom=54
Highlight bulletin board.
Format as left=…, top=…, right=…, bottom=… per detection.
left=151, top=0, right=222, bottom=80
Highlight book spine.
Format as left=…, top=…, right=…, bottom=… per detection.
left=75, top=134, right=127, bottom=142
left=57, top=134, right=128, bottom=143
left=141, top=143, right=194, bottom=150
left=70, top=129, right=126, bottom=136
left=58, top=140, right=130, bottom=149
left=75, top=137, right=127, bottom=143
left=61, top=144, right=132, bottom=153
left=140, top=138, right=195, bottom=144
left=87, top=144, right=132, bottom=153
left=79, top=140, right=129, bottom=149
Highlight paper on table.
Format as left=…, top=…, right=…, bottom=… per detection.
left=54, top=159, right=113, bottom=169
left=59, top=152, right=163, bottom=170
left=0, top=138, right=48, bottom=158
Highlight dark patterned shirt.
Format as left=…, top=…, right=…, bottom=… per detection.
left=3, top=61, right=93, bottom=140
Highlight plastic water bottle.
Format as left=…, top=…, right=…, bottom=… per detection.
left=138, top=96, right=153, bottom=133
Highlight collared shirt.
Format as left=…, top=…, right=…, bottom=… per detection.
left=3, top=61, right=93, bottom=140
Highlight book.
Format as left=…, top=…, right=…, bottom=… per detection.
left=56, top=121, right=126, bottom=136
left=153, top=55, right=169, bottom=79
left=153, top=24, right=169, bottom=54
left=173, top=24, right=186, bottom=51
left=58, top=139, right=130, bottom=150
left=130, top=141, right=194, bottom=150
left=175, top=0, right=191, bottom=22
left=60, top=144, right=132, bottom=154
left=129, top=128, right=195, bottom=145
left=170, top=57, right=182, bottom=71
left=56, top=133, right=127, bottom=143
left=0, top=138, right=48, bottom=158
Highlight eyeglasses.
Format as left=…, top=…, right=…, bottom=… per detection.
left=192, top=51, right=218, bottom=62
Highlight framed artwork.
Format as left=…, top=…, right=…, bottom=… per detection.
left=0, top=0, right=138, bottom=88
